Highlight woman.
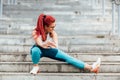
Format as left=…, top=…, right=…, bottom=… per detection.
left=30, top=14, right=101, bottom=74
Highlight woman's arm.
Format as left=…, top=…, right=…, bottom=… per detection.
left=32, top=30, right=58, bottom=48
left=32, top=30, right=49, bottom=48
left=50, top=31, right=58, bottom=48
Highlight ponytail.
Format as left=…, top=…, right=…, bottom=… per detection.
left=35, top=14, right=55, bottom=41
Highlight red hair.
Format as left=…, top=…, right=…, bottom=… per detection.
left=35, top=14, right=55, bottom=41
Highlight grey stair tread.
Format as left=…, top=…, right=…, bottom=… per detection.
left=3, top=4, right=92, bottom=11
left=0, top=35, right=116, bottom=45
left=0, top=34, right=109, bottom=38
left=0, top=62, right=120, bottom=73
left=0, top=29, right=111, bottom=35
left=3, top=61, right=118, bottom=64
left=0, top=52, right=120, bottom=62
left=0, top=23, right=112, bottom=30
left=3, top=11, right=111, bottom=19
left=0, top=72, right=120, bottom=80
left=3, top=1, right=112, bottom=11
left=1, top=52, right=120, bottom=55
left=0, top=44, right=120, bottom=53
left=0, top=45, right=117, bottom=53
left=0, top=16, right=112, bottom=23
left=1, top=72, right=120, bottom=75
left=0, top=34, right=108, bottom=38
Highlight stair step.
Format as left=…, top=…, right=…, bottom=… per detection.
left=3, top=3, right=92, bottom=11
left=0, top=26, right=112, bottom=35
left=3, top=10, right=111, bottom=19
left=1, top=1, right=119, bottom=79
left=0, top=15, right=112, bottom=23
left=0, top=24, right=112, bottom=33
left=0, top=73, right=120, bottom=80
left=0, top=52, right=120, bottom=62
left=3, top=0, right=112, bottom=11
left=3, top=0, right=112, bottom=10
left=0, top=62, right=120, bottom=73
left=0, top=29, right=111, bottom=36
left=3, top=4, right=112, bottom=14
left=0, top=44, right=119, bottom=53
left=0, top=35, right=116, bottom=46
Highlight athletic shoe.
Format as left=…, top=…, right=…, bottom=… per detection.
left=30, top=66, right=40, bottom=74
left=91, top=58, right=101, bottom=73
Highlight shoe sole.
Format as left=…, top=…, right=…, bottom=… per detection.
left=30, top=70, right=40, bottom=75
left=93, top=62, right=101, bottom=74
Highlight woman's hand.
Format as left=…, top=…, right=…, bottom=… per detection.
left=41, top=41, right=57, bottom=48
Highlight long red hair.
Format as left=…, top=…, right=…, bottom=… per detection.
left=35, top=14, right=55, bottom=41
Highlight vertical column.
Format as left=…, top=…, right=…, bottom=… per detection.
left=91, top=0, right=95, bottom=8
left=112, top=1, right=116, bottom=35
left=118, top=5, right=120, bottom=36
left=102, top=0, right=105, bottom=17
left=13, top=0, right=17, bottom=5
left=88, top=0, right=91, bottom=6
left=96, top=0, right=99, bottom=6
left=7, top=0, right=11, bottom=5
left=91, top=0, right=99, bottom=9
left=0, top=0, right=3, bottom=17
left=8, top=0, right=17, bottom=5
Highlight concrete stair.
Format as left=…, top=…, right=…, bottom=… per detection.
left=3, top=0, right=112, bottom=19
left=0, top=62, right=120, bottom=73
left=1, top=0, right=120, bottom=80
left=0, top=17, right=112, bottom=36
left=0, top=51, right=120, bottom=74
left=1, top=73, right=120, bottom=80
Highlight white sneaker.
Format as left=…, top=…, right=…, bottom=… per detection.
left=91, top=58, right=101, bottom=73
left=30, top=66, right=40, bottom=74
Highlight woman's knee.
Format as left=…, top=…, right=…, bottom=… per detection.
left=31, top=47, right=42, bottom=64
left=55, top=49, right=71, bottom=60
left=31, top=47, right=41, bottom=55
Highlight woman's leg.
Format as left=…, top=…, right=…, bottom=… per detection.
left=30, top=46, right=42, bottom=74
left=55, top=49, right=86, bottom=69
left=54, top=49, right=101, bottom=73
left=31, top=46, right=42, bottom=64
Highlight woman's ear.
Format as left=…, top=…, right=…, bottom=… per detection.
left=44, top=25, right=47, bottom=29
left=44, top=25, right=49, bottom=28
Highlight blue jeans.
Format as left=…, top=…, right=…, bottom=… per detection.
left=30, top=45, right=85, bottom=69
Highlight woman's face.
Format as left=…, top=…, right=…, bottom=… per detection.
left=45, top=22, right=56, bottom=33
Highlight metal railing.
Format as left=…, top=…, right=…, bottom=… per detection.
left=7, top=0, right=17, bottom=5
left=102, top=0, right=105, bottom=17
left=0, top=0, right=17, bottom=17
left=90, top=0, right=105, bottom=17
left=0, top=0, right=3, bottom=17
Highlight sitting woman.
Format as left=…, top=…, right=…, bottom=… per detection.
left=30, top=14, right=101, bottom=74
